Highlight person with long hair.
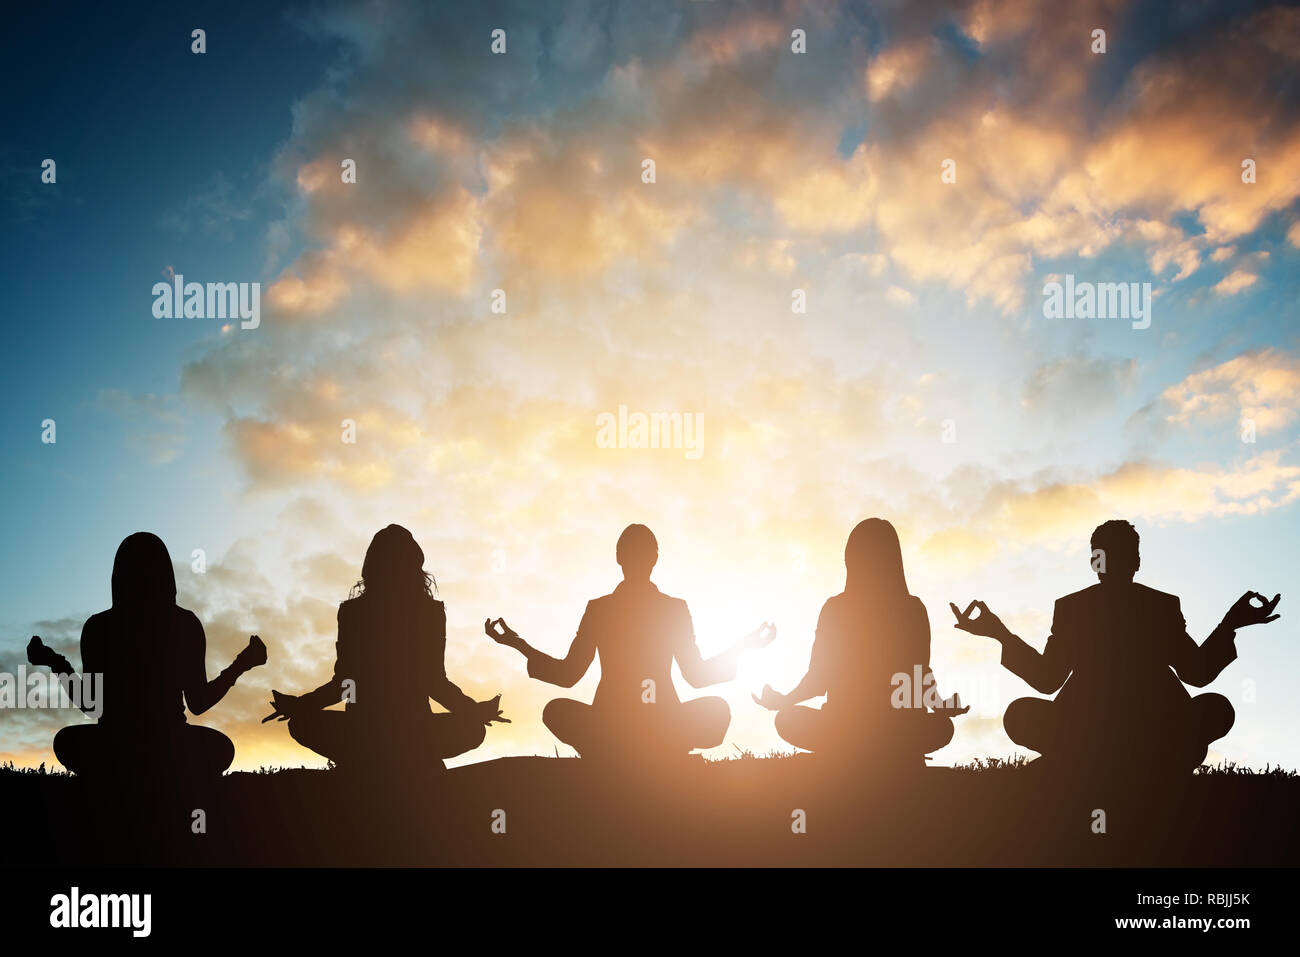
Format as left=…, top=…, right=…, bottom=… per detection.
left=266, top=524, right=505, bottom=773
left=754, top=518, right=966, bottom=765
left=26, top=531, right=266, bottom=781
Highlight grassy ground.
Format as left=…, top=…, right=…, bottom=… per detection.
left=5, top=756, right=1297, bottom=867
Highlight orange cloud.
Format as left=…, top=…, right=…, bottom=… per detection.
left=1161, top=349, right=1300, bottom=434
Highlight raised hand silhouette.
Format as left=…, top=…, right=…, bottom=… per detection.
left=739, top=622, right=778, bottom=651
left=238, top=635, right=268, bottom=669
left=26, top=635, right=64, bottom=669
left=1222, top=591, right=1282, bottom=629
left=949, top=600, right=1010, bottom=640
left=484, top=617, right=525, bottom=651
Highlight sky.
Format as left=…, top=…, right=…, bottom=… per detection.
left=2, top=0, right=1299, bottom=772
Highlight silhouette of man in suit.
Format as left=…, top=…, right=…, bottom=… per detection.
left=486, top=524, right=774, bottom=760
left=952, top=519, right=1281, bottom=774
left=26, top=532, right=265, bottom=783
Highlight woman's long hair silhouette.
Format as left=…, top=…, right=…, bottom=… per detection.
left=111, top=531, right=179, bottom=641
left=350, top=524, right=436, bottom=600
left=844, top=518, right=909, bottom=602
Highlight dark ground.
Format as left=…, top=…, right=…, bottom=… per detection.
left=5, top=756, right=1297, bottom=867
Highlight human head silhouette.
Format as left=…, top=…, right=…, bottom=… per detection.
left=111, top=532, right=177, bottom=611
left=1090, top=519, right=1140, bottom=584
left=616, top=524, right=658, bottom=582
left=844, top=518, right=909, bottom=597
left=358, top=524, right=434, bottom=597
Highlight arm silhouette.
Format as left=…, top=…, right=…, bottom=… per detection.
left=265, top=608, right=351, bottom=720
left=1000, top=632, right=1069, bottom=695
left=770, top=666, right=827, bottom=709
left=1174, top=591, right=1281, bottom=687
left=914, top=602, right=967, bottom=712
left=182, top=613, right=266, bottom=715
left=26, top=632, right=95, bottom=715
left=951, top=599, right=1069, bottom=695
left=485, top=613, right=597, bottom=688
left=675, top=607, right=775, bottom=689
left=427, top=604, right=479, bottom=712
left=755, top=606, right=831, bottom=710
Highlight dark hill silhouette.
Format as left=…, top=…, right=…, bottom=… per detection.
left=3, top=756, right=1296, bottom=867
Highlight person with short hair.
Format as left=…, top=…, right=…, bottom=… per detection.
left=486, top=523, right=774, bottom=761
left=951, top=519, right=1281, bottom=775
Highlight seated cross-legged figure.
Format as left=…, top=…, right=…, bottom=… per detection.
left=266, top=525, right=506, bottom=775
left=26, top=531, right=266, bottom=786
left=754, top=518, right=967, bottom=769
left=951, top=519, right=1281, bottom=778
left=486, top=523, right=774, bottom=762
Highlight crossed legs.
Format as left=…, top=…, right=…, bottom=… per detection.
left=287, top=709, right=487, bottom=770
left=774, top=705, right=955, bottom=759
left=1003, top=692, right=1235, bottom=773
left=542, top=696, right=730, bottom=759
left=53, top=722, right=235, bottom=781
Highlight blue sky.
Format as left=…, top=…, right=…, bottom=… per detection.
left=2, top=0, right=1299, bottom=770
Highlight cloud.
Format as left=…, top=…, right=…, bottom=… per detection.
left=1022, top=356, right=1137, bottom=416
left=1214, top=269, right=1259, bottom=297
left=885, top=285, right=916, bottom=306
left=1158, top=348, right=1300, bottom=435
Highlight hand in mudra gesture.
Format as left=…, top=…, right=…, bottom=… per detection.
left=751, top=684, right=788, bottom=711
left=262, top=689, right=300, bottom=723
left=949, top=600, right=1009, bottom=640
left=238, top=634, right=268, bottom=670
left=484, top=618, right=522, bottom=649
left=26, top=636, right=62, bottom=669
left=933, top=692, right=971, bottom=716
left=739, top=622, right=778, bottom=651
left=1223, top=592, right=1281, bottom=631
left=476, top=693, right=510, bottom=725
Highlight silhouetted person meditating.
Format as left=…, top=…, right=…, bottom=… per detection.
left=753, top=518, right=967, bottom=767
left=951, top=519, right=1281, bottom=776
left=26, top=531, right=266, bottom=782
left=265, top=524, right=506, bottom=773
left=485, top=523, right=775, bottom=761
